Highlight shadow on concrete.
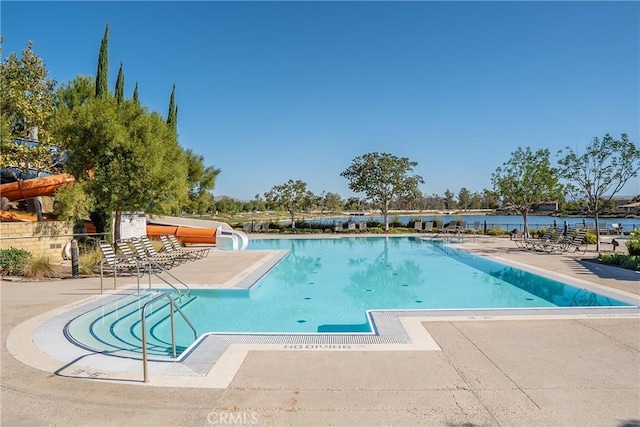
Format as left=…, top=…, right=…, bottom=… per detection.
left=572, top=258, right=639, bottom=281
left=54, top=352, right=142, bottom=383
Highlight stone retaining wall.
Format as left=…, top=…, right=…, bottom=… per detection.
left=0, top=221, right=73, bottom=260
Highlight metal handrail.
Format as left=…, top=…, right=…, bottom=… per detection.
left=141, top=292, right=198, bottom=383
left=144, top=259, right=191, bottom=299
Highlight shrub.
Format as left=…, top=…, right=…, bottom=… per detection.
left=367, top=227, right=384, bottom=234
left=599, top=253, right=625, bottom=266
left=80, top=248, right=102, bottom=275
left=599, top=253, right=640, bottom=271
left=0, top=248, right=32, bottom=276
left=621, top=256, right=640, bottom=271
left=486, top=228, right=508, bottom=236
left=387, top=227, right=412, bottom=234
left=585, top=232, right=596, bottom=245
left=626, top=229, right=640, bottom=256
left=23, top=255, right=57, bottom=278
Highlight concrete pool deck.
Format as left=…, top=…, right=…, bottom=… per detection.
left=2, top=234, right=639, bottom=426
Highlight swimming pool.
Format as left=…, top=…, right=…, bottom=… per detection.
left=66, top=237, right=631, bottom=356
left=163, top=237, right=629, bottom=333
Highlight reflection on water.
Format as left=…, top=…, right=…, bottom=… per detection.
left=174, top=237, right=634, bottom=334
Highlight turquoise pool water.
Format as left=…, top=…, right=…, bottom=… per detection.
left=158, top=237, right=628, bottom=336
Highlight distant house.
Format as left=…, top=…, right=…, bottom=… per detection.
left=618, top=202, right=640, bottom=213
left=537, top=201, right=559, bottom=212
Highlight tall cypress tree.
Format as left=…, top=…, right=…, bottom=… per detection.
left=166, top=84, right=177, bottom=134
left=115, top=61, right=124, bottom=104
left=95, top=23, right=109, bottom=98
left=174, top=105, right=178, bottom=134
left=132, top=81, right=139, bottom=103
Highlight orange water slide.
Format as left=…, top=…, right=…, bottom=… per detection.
left=0, top=173, right=75, bottom=202
left=83, top=222, right=218, bottom=244
left=146, top=224, right=217, bottom=244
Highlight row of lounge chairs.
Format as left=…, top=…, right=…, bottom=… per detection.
left=514, top=227, right=587, bottom=254
left=97, top=235, right=210, bottom=278
left=333, top=221, right=367, bottom=232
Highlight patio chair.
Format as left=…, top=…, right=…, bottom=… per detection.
left=516, top=227, right=555, bottom=250
left=129, top=237, right=183, bottom=269
left=610, top=223, right=623, bottom=235
left=443, top=221, right=460, bottom=235
left=532, top=229, right=565, bottom=252
left=358, top=221, right=367, bottom=231
left=422, top=222, right=433, bottom=233
left=167, top=234, right=210, bottom=259
left=333, top=221, right=343, bottom=232
left=347, top=222, right=357, bottom=231
left=546, top=229, right=588, bottom=254
left=97, top=240, right=143, bottom=290
left=159, top=235, right=206, bottom=261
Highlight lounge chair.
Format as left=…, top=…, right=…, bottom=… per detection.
left=333, top=221, right=343, bottom=232
left=515, top=227, right=555, bottom=250
left=358, top=222, right=367, bottom=231
left=129, top=237, right=183, bottom=269
left=412, top=221, right=422, bottom=232
left=443, top=221, right=459, bottom=234
left=532, top=229, right=565, bottom=252
left=422, top=222, right=433, bottom=233
left=97, top=240, right=143, bottom=290
left=546, top=229, right=588, bottom=254
left=160, top=235, right=207, bottom=261
left=347, top=222, right=357, bottom=231
left=167, top=234, right=210, bottom=259
left=610, top=223, right=623, bottom=235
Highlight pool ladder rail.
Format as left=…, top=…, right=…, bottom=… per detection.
left=141, top=292, right=198, bottom=383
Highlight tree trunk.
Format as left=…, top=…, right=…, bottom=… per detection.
left=594, top=212, right=601, bottom=253
left=522, top=210, right=529, bottom=238
left=383, top=200, right=389, bottom=232
left=290, top=210, right=296, bottom=229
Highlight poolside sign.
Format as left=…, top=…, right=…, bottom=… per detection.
left=119, top=211, right=147, bottom=240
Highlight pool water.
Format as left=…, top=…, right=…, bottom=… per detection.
left=161, top=237, right=628, bottom=335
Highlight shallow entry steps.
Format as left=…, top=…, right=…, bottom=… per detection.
left=65, top=291, right=197, bottom=359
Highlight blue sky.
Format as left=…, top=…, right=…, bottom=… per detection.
left=2, top=1, right=639, bottom=200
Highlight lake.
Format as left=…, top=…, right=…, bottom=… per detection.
left=305, top=214, right=639, bottom=232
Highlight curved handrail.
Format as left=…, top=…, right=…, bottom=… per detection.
left=141, top=292, right=197, bottom=383
left=144, top=259, right=191, bottom=299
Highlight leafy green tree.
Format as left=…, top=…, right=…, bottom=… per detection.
left=443, top=189, right=456, bottom=210
left=0, top=41, right=57, bottom=177
left=52, top=96, right=188, bottom=239
left=95, top=24, right=109, bottom=98
left=344, top=197, right=365, bottom=211
left=264, top=179, right=314, bottom=229
left=458, top=187, right=471, bottom=211
left=114, top=61, right=124, bottom=104
left=491, top=147, right=563, bottom=237
left=341, top=152, right=424, bottom=231
left=52, top=180, right=94, bottom=224
left=214, top=196, right=241, bottom=215
left=323, top=192, right=344, bottom=212
left=468, top=191, right=482, bottom=209
left=558, top=134, right=640, bottom=252
left=243, top=194, right=266, bottom=213
left=56, top=75, right=95, bottom=110
left=183, top=148, right=221, bottom=214
left=481, top=188, right=500, bottom=210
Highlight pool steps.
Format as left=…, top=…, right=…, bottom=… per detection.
left=65, top=290, right=197, bottom=360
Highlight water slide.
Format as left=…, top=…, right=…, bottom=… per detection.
left=0, top=174, right=248, bottom=250
left=146, top=216, right=248, bottom=250
left=0, top=173, right=75, bottom=202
